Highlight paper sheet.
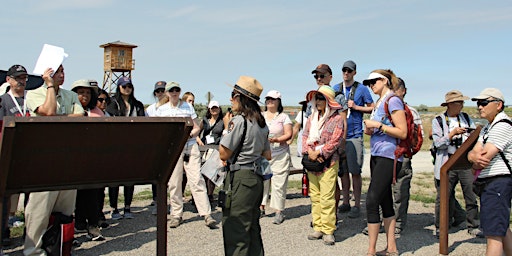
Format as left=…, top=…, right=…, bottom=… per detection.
left=33, top=44, right=69, bottom=75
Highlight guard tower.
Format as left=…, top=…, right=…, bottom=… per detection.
left=99, top=40, right=138, bottom=95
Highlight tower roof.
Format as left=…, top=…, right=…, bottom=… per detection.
left=99, top=40, right=138, bottom=48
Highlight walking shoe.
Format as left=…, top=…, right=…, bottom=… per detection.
left=322, top=234, right=335, bottom=245
left=86, top=226, right=105, bottom=241
left=169, top=217, right=183, bottom=228
left=123, top=209, right=134, bottom=219
left=394, top=227, right=402, bottom=237
left=111, top=209, right=122, bottom=220
left=451, top=218, right=465, bottom=228
left=468, top=228, right=484, bottom=238
left=307, top=231, right=324, bottom=240
left=339, top=204, right=351, bottom=213
left=348, top=206, right=360, bottom=218
left=74, top=222, right=88, bottom=233
left=98, top=220, right=110, bottom=229
left=205, top=215, right=217, bottom=229
left=272, top=212, right=285, bottom=225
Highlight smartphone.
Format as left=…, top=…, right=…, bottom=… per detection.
left=227, top=107, right=232, bottom=114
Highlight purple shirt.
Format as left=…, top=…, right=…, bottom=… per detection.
left=369, top=94, right=404, bottom=161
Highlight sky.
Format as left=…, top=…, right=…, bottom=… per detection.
left=1, top=0, right=511, bottom=107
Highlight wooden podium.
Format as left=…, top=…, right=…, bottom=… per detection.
left=0, top=116, right=193, bottom=255
left=438, top=126, right=481, bottom=255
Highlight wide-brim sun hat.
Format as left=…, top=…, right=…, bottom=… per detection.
left=441, top=90, right=470, bottom=106
left=226, top=76, right=263, bottom=103
left=471, top=88, right=505, bottom=102
left=306, top=85, right=341, bottom=110
left=71, top=79, right=99, bottom=94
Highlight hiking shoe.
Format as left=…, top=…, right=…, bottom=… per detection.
left=98, top=220, right=110, bottom=230
left=323, top=234, right=335, bottom=245
left=205, top=215, right=217, bottom=229
left=111, top=209, right=122, bottom=220
left=169, top=217, right=183, bottom=228
left=74, top=222, right=87, bottom=233
left=468, top=228, right=484, bottom=238
left=307, top=231, right=324, bottom=240
left=348, top=206, right=360, bottom=218
left=339, top=204, right=351, bottom=213
left=123, top=209, right=134, bottom=219
left=87, top=226, right=105, bottom=241
left=273, top=212, right=285, bottom=225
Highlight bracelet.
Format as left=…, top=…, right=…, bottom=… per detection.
left=383, top=126, right=387, bottom=134
left=47, top=86, right=55, bottom=89
left=378, top=124, right=383, bottom=131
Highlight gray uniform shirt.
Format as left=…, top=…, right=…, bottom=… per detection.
left=220, top=115, right=270, bottom=165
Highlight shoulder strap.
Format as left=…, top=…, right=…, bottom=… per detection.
left=348, top=82, right=359, bottom=101
left=484, top=119, right=512, bottom=172
left=436, top=115, right=444, bottom=135
left=229, top=117, right=247, bottom=165
left=462, top=112, right=471, bottom=126
left=383, top=95, right=400, bottom=125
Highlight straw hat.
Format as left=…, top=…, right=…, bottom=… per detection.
left=306, top=85, right=341, bottom=110
left=441, top=90, right=469, bottom=106
left=227, top=76, right=263, bottom=103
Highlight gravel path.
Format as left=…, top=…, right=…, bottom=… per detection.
left=3, top=149, right=487, bottom=255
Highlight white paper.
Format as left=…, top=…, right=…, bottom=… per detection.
left=33, top=44, right=69, bottom=75
left=200, top=149, right=226, bottom=187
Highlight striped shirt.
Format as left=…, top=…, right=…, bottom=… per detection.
left=478, top=112, right=512, bottom=178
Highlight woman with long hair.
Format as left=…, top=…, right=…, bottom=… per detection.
left=105, top=76, right=145, bottom=220
left=219, top=76, right=271, bottom=255
left=96, top=89, right=110, bottom=115
left=302, top=85, right=344, bottom=246
left=362, top=69, right=407, bottom=256
left=260, top=90, right=292, bottom=224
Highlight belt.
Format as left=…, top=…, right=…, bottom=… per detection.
left=229, top=163, right=255, bottom=171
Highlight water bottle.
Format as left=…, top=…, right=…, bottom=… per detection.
left=302, top=170, right=309, bottom=197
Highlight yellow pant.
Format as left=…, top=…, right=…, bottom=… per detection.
left=308, top=161, right=338, bottom=235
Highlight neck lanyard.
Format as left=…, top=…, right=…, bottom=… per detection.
left=444, top=112, right=461, bottom=128
left=8, top=90, right=27, bottom=116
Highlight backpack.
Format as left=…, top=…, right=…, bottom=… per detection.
left=430, top=112, right=471, bottom=163
left=384, top=95, right=424, bottom=182
left=334, top=82, right=359, bottom=101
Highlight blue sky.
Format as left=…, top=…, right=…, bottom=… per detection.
left=2, top=1, right=510, bottom=107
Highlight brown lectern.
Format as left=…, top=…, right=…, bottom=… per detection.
left=439, top=126, right=481, bottom=255
left=0, top=116, right=193, bottom=256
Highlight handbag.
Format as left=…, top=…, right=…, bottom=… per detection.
left=301, top=153, right=331, bottom=172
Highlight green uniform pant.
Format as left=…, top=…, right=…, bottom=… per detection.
left=222, top=169, right=264, bottom=256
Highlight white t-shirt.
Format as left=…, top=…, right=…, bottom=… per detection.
left=156, top=100, right=197, bottom=145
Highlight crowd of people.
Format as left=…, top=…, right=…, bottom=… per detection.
left=0, top=59, right=510, bottom=256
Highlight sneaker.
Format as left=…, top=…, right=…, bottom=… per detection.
left=260, top=209, right=265, bottom=218
left=111, top=209, right=122, bottom=220
left=123, top=209, right=134, bottom=219
left=7, top=216, right=21, bottom=228
left=468, top=228, right=484, bottom=238
left=204, top=215, right=217, bottom=229
left=339, top=204, right=351, bottom=213
left=451, top=218, right=465, bottom=228
left=273, top=212, right=285, bottom=225
left=86, top=226, right=105, bottom=241
left=322, top=234, right=335, bottom=246
left=74, top=222, right=88, bottom=233
left=98, top=220, right=110, bottom=230
left=169, top=217, right=183, bottom=228
left=348, top=206, right=360, bottom=218
left=307, top=231, right=324, bottom=240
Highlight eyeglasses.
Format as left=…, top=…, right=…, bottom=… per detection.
left=168, top=88, right=180, bottom=93
left=121, top=85, right=133, bottom=89
left=314, top=74, right=327, bottom=80
left=154, top=88, right=165, bottom=93
left=476, top=99, right=501, bottom=107
left=231, top=91, right=240, bottom=99
left=315, top=94, right=326, bottom=101
left=97, top=98, right=107, bottom=103
left=10, top=76, right=28, bottom=82
left=367, top=78, right=381, bottom=87
left=342, top=68, right=353, bottom=73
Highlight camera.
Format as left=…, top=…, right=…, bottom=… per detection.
left=183, top=153, right=190, bottom=163
left=218, top=190, right=231, bottom=209
left=227, top=107, right=232, bottom=114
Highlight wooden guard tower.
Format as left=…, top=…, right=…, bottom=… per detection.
left=99, top=40, right=138, bottom=95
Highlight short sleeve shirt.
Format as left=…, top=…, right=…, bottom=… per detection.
left=266, top=112, right=292, bottom=157
left=0, top=93, right=29, bottom=119
left=332, top=82, right=374, bottom=139
left=155, top=100, right=197, bottom=145
left=26, top=84, right=84, bottom=116
left=369, top=94, right=404, bottom=161
left=478, top=112, right=512, bottom=178
left=220, top=115, right=270, bottom=165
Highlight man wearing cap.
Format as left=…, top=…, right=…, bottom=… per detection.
left=24, top=65, right=84, bottom=255
left=468, top=88, right=512, bottom=255
left=332, top=60, right=374, bottom=218
left=432, top=90, right=482, bottom=238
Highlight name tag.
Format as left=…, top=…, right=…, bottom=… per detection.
left=206, top=135, right=215, bottom=144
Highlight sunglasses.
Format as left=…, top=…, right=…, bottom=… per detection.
left=476, top=99, right=500, bottom=107
left=121, top=85, right=133, bottom=89
left=97, top=98, right=107, bottom=103
left=314, top=74, right=327, bottom=80
left=154, top=88, right=165, bottom=93
left=315, top=94, right=326, bottom=101
left=367, top=78, right=382, bottom=86
left=168, top=87, right=180, bottom=93
left=231, top=91, right=240, bottom=99
left=342, top=68, right=353, bottom=73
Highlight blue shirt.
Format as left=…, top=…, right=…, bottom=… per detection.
left=332, top=82, right=374, bottom=139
